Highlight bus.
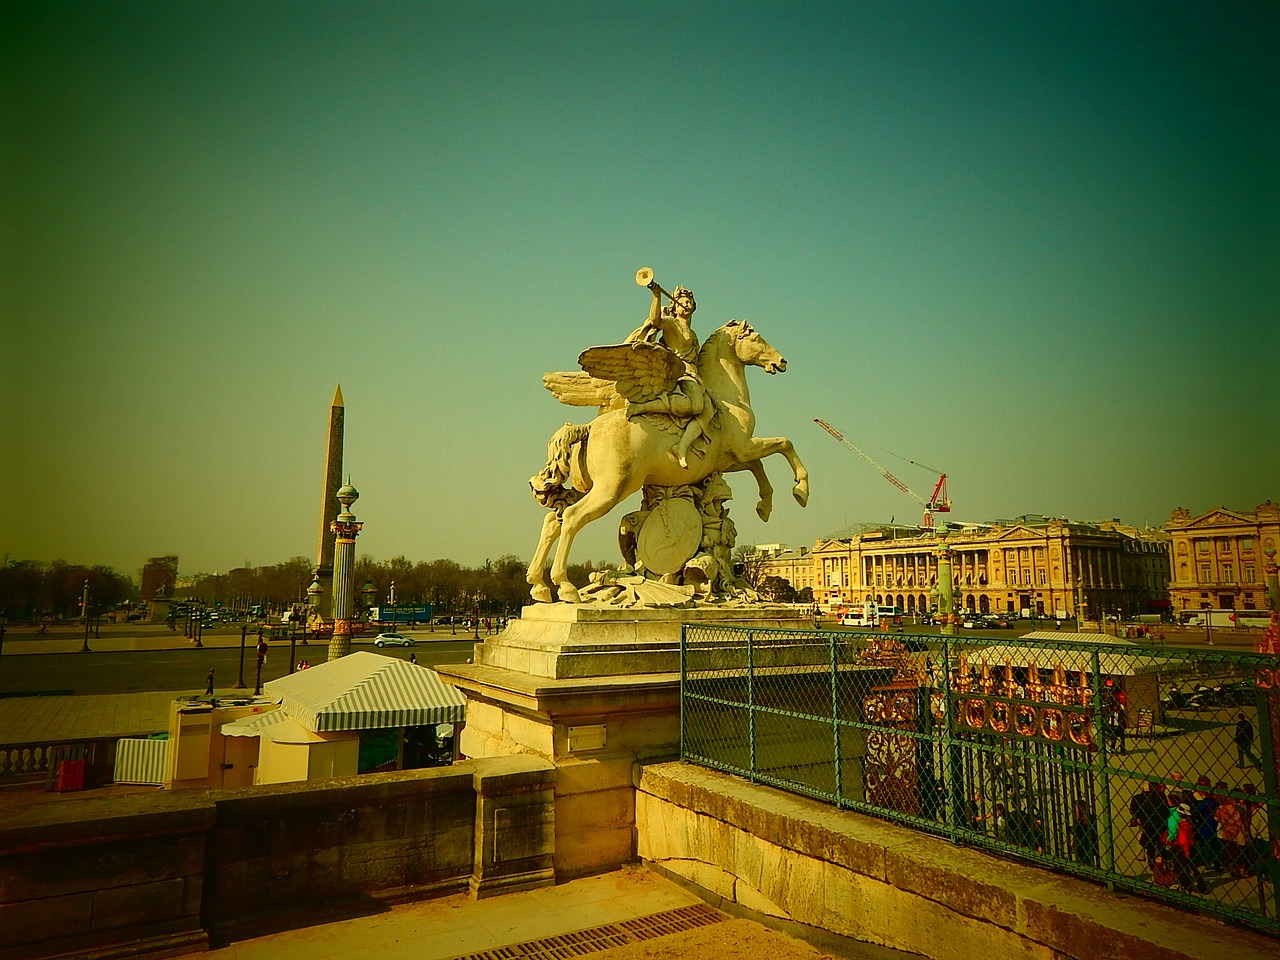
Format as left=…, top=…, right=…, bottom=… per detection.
left=840, top=602, right=879, bottom=627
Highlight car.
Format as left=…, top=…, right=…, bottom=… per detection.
left=374, top=632, right=415, bottom=647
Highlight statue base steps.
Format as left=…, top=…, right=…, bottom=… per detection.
left=469, top=602, right=811, bottom=679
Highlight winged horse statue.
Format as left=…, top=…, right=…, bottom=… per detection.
left=526, top=268, right=809, bottom=604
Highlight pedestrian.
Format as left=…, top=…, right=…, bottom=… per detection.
left=1214, top=783, right=1251, bottom=878
left=408, top=652, right=417, bottom=664
left=1070, top=800, right=1099, bottom=868
left=1103, top=678, right=1127, bottom=753
left=1192, top=778, right=1219, bottom=872
left=205, top=668, right=215, bottom=695
left=1130, top=780, right=1167, bottom=868
left=1166, top=802, right=1206, bottom=894
left=1235, top=713, right=1259, bottom=767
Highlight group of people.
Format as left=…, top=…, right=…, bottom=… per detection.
left=1129, top=772, right=1266, bottom=894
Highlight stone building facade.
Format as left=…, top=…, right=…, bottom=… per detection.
left=1164, top=500, right=1280, bottom=614
left=762, top=517, right=1170, bottom=620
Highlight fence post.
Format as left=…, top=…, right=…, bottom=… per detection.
left=1092, top=648, right=1115, bottom=887
left=679, top=624, right=686, bottom=760
left=828, top=624, right=842, bottom=803
left=940, top=635, right=963, bottom=840
left=747, top=629, right=756, bottom=780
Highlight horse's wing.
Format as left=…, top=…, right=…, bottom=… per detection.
left=578, top=341, right=684, bottom=403
left=542, top=371, right=615, bottom=407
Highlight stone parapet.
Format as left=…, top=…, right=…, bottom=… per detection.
left=637, top=761, right=1278, bottom=960
left=0, top=758, right=561, bottom=960
left=470, top=756, right=557, bottom=899
left=0, top=791, right=215, bottom=960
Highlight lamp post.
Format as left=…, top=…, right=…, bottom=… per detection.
left=472, top=594, right=481, bottom=640
left=234, top=623, right=248, bottom=689
left=80, top=580, right=91, bottom=652
left=362, top=579, right=376, bottom=629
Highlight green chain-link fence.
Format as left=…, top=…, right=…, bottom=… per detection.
left=680, top=624, right=1280, bottom=935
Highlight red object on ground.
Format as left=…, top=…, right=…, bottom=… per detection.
left=54, top=759, right=86, bottom=792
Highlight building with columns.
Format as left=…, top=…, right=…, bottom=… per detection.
left=1163, top=500, right=1280, bottom=614
left=764, top=516, right=1170, bottom=620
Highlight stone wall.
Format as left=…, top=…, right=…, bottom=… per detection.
left=0, top=756, right=555, bottom=960
left=637, top=761, right=1278, bottom=960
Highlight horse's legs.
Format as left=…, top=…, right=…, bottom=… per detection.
left=526, top=510, right=562, bottom=603
left=550, top=479, right=629, bottom=603
left=727, top=461, right=775, bottom=521
left=742, top=436, right=810, bottom=507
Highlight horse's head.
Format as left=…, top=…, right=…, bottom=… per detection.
left=720, top=319, right=786, bottom=374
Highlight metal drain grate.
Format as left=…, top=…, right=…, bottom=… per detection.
left=445, top=903, right=726, bottom=960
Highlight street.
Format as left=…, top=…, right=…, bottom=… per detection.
left=0, top=623, right=478, bottom=697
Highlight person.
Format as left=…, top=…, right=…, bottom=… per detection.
left=1235, top=713, right=1259, bottom=767
left=1214, top=783, right=1251, bottom=878
left=1166, top=802, right=1206, bottom=894
left=1130, top=780, right=1167, bottom=867
left=204, top=668, right=215, bottom=695
left=1103, top=678, right=1127, bottom=754
left=408, top=652, right=417, bottom=665
left=1191, top=778, right=1219, bottom=873
left=623, top=283, right=712, bottom=468
left=1070, top=800, right=1099, bottom=868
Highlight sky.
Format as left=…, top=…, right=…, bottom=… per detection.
left=4, top=1, right=1277, bottom=584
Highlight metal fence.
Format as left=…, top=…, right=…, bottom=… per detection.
left=679, top=624, right=1280, bottom=935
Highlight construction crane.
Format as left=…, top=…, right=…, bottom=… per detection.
left=814, top=418, right=951, bottom=528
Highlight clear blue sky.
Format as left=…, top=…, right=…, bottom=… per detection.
left=5, top=1, right=1277, bottom=583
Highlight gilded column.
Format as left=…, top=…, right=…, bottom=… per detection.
left=327, top=483, right=363, bottom=662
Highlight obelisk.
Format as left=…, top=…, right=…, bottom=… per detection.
left=315, top=384, right=344, bottom=618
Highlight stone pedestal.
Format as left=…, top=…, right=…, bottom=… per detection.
left=436, top=602, right=809, bottom=878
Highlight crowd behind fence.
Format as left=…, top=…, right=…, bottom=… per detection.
left=679, top=624, right=1280, bottom=935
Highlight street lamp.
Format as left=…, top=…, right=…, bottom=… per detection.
left=80, top=580, right=91, bottom=653
left=472, top=593, right=481, bottom=641
left=362, top=579, right=377, bottom=621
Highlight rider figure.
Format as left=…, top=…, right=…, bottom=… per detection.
left=624, top=283, right=714, bottom=468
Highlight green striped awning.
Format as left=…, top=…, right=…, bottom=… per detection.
left=262, top=651, right=467, bottom=733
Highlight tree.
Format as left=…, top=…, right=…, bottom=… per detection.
left=760, top=575, right=800, bottom=603
left=732, top=545, right=768, bottom=589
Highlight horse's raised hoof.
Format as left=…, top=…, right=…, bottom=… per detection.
left=529, top=583, right=553, bottom=604
left=756, top=499, right=772, bottom=522
left=793, top=482, right=809, bottom=508
left=556, top=582, right=582, bottom=604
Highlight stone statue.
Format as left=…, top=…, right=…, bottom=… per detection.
left=527, top=267, right=808, bottom=605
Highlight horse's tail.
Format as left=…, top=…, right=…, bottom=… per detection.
left=529, top=422, right=591, bottom=511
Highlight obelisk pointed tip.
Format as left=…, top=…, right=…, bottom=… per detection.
left=332, top=383, right=344, bottom=408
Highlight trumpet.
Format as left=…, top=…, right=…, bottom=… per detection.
left=635, top=266, right=674, bottom=301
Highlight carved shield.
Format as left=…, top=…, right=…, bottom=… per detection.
left=636, top=498, right=702, bottom=575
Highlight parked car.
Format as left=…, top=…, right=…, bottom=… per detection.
left=374, top=632, right=415, bottom=647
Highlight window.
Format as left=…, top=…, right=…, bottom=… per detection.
left=1223, top=564, right=1233, bottom=582
left=1197, top=540, right=1209, bottom=554
left=1246, top=565, right=1255, bottom=582
left=1038, top=570, right=1047, bottom=585
left=1242, top=537, right=1254, bottom=553
left=1200, top=565, right=1210, bottom=582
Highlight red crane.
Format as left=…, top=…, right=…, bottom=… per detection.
left=814, top=419, right=951, bottom=528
